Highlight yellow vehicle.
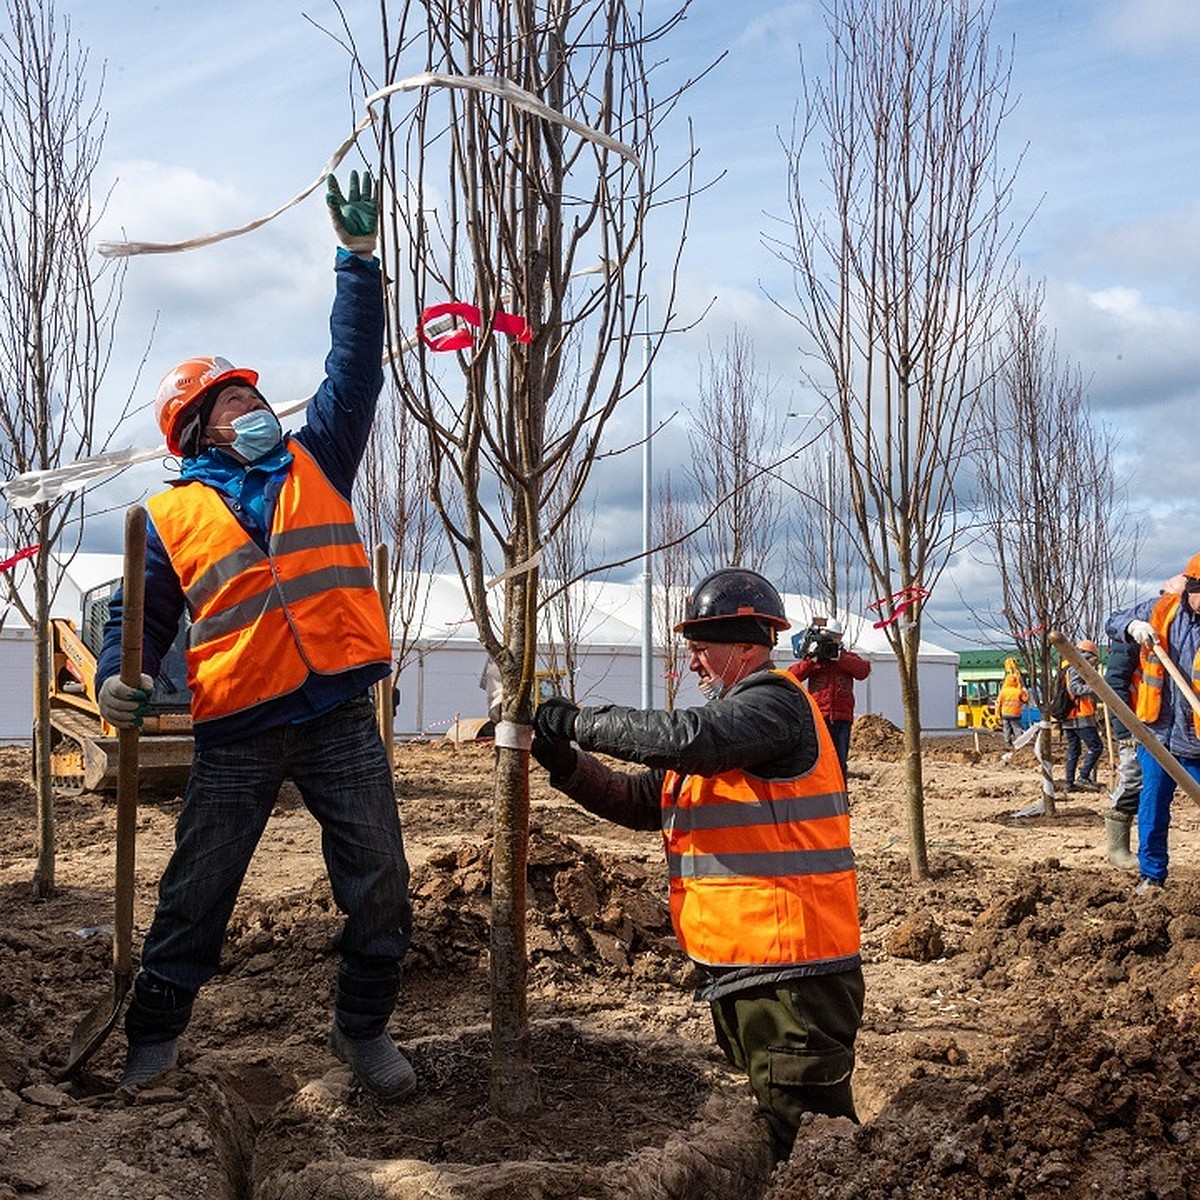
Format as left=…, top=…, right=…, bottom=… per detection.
left=40, top=579, right=194, bottom=793
left=956, top=681, right=1001, bottom=730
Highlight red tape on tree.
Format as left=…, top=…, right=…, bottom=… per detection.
left=869, top=585, right=930, bottom=629
left=0, top=544, right=38, bottom=573
left=418, top=302, right=533, bottom=352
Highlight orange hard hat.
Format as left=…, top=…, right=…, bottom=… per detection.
left=1078, top=638, right=1098, bottom=654
left=1185, top=552, right=1200, bottom=579
left=155, top=356, right=259, bottom=455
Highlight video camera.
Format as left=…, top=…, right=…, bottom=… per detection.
left=792, top=618, right=842, bottom=663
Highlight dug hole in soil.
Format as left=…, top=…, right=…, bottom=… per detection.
left=1, top=714, right=1199, bottom=1198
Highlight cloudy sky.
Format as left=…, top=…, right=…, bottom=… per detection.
left=47, top=0, right=1200, bottom=650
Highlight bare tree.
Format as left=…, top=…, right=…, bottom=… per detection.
left=777, top=0, right=1021, bottom=879
left=974, top=280, right=1131, bottom=809
left=366, top=0, right=698, bottom=1116
left=0, top=0, right=123, bottom=897
left=687, top=326, right=785, bottom=572
left=652, top=470, right=692, bottom=709
left=359, top=374, right=447, bottom=694
left=538, top=493, right=604, bottom=704
left=781, top=445, right=870, bottom=617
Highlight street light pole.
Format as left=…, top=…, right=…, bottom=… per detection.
left=641, top=317, right=654, bottom=708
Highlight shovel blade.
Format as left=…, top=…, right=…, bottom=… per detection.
left=58, top=969, right=132, bottom=1081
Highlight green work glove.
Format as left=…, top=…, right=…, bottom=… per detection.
left=99, top=673, right=153, bottom=729
left=326, top=170, right=377, bottom=257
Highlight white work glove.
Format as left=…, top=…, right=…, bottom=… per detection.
left=1126, top=620, right=1157, bottom=647
left=99, top=674, right=153, bottom=728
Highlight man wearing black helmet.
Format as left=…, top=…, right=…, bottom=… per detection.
left=532, top=567, right=863, bottom=1163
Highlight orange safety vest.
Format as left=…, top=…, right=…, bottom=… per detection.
left=997, top=679, right=1028, bottom=719
left=660, top=671, right=860, bottom=970
left=1132, top=593, right=1200, bottom=737
left=147, top=440, right=392, bottom=723
left=1068, top=686, right=1096, bottom=721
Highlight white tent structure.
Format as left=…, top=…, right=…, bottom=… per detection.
left=0, top=556, right=960, bottom=741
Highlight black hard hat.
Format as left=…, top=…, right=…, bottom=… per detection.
left=674, top=568, right=790, bottom=640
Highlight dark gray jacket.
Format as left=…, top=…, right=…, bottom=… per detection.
left=555, top=665, right=823, bottom=833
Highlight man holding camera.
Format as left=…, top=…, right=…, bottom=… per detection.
left=788, top=619, right=871, bottom=779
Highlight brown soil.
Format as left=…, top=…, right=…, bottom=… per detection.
left=1, top=723, right=1199, bottom=1198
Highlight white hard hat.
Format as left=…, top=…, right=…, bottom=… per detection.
left=824, top=619, right=844, bottom=637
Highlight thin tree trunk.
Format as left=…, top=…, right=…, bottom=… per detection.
left=32, top=544, right=54, bottom=898
left=898, top=625, right=928, bottom=879
left=489, top=742, right=538, bottom=1116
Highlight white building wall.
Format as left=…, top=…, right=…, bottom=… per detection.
left=1, top=560, right=961, bottom=739
left=0, top=629, right=33, bottom=743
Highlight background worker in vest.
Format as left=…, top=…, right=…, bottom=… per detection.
left=1102, top=635, right=1142, bottom=869
left=95, top=171, right=415, bottom=1097
left=1107, top=555, right=1200, bottom=895
left=994, top=663, right=1030, bottom=746
left=787, top=617, right=871, bottom=779
left=1062, top=639, right=1103, bottom=792
left=531, top=568, right=863, bottom=1164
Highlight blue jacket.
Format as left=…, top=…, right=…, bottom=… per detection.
left=96, top=251, right=389, bottom=750
left=1107, top=597, right=1200, bottom=761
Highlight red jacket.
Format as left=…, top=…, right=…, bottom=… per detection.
left=789, top=650, right=871, bottom=722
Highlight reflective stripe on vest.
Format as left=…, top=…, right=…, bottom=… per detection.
left=147, top=439, right=392, bottom=722
left=660, top=670, right=860, bottom=969
left=1133, top=593, right=1200, bottom=737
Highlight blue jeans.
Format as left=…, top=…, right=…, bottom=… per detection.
left=1137, top=745, right=1200, bottom=882
left=827, top=719, right=852, bottom=781
left=1064, top=724, right=1101, bottom=784
left=129, top=693, right=411, bottom=1041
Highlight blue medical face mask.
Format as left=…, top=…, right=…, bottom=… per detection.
left=221, top=409, right=282, bottom=462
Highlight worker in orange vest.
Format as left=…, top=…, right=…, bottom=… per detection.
left=531, top=568, right=863, bottom=1163
left=96, top=173, right=415, bottom=1099
left=994, top=665, right=1030, bottom=746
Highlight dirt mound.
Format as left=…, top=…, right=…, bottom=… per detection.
left=769, top=997, right=1200, bottom=1199
left=851, top=713, right=904, bottom=758
left=4, top=737, right=1200, bottom=1197
left=410, top=826, right=678, bottom=983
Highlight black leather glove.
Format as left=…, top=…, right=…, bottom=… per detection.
left=531, top=734, right=578, bottom=778
left=533, top=696, right=580, bottom=743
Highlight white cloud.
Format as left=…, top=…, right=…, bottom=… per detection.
left=1042, top=279, right=1200, bottom=411
left=733, top=4, right=815, bottom=49
left=1101, top=0, right=1200, bottom=55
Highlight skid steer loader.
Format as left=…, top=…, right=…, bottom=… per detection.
left=40, top=579, right=193, bottom=793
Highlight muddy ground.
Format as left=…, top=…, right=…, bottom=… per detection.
left=1, top=715, right=1199, bottom=1198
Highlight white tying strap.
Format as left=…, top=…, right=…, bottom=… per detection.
left=98, top=72, right=642, bottom=259
left=494, top=720, right=533, bottom=751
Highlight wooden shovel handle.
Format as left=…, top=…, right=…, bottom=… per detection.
left=114, top=506, right=146, bottom=980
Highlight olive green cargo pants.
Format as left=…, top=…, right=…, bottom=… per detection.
left=710, top=967, right=865, bottom=1161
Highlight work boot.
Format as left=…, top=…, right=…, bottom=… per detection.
left=120, top=1038, right=179, bottom=1089
left=1074, top=778, right=1101, bottom=792
left=1104, top=811, right=1138, bottom=871
left=329, top=1023, right=416, bottom=1100
left=1134, top=876, right=1164, bottom=897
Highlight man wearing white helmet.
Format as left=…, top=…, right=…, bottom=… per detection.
left=93, top=172, right=417, bottom=1099
left=788, top=617, right=871, bottom=779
